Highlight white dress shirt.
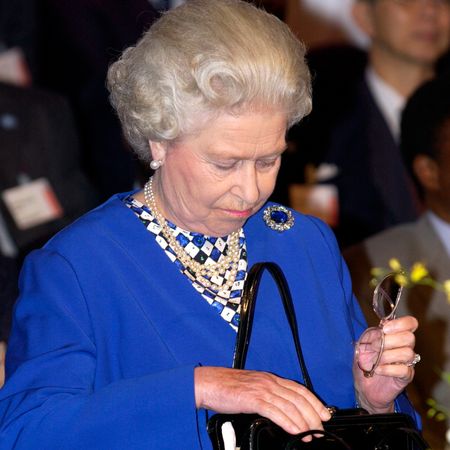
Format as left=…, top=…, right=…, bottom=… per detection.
left=427, top=210, right=450, bottom=259
left=366, top=67, right=406, bottom=142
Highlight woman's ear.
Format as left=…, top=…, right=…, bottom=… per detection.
left=352, top=1, right=375, bottom=38
left=148, top=140, right=168, bottom=164
left=413, top=154, right=440, bottom=191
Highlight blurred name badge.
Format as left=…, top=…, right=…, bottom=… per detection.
left=1, top=178, right=63, bottom=230
left=289, top=183, right=339, bottom=227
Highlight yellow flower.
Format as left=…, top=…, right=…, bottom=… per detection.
left=395, top=273, right=409, bottom=287
left=443, top=280, right=450, bottom=304
left=410, top=263, right=429, bottom=283
left=389, top=258, right=402, bottom=271
left=370, top=267, right=385, bottom=277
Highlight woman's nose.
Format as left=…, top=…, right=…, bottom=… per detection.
left=235, top=164, right=260, bottom=205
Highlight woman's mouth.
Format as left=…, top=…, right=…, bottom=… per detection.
left=223, top=208, right=253, bottom=218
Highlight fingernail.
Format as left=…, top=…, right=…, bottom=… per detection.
left=321, top=408, right=332, bottom=421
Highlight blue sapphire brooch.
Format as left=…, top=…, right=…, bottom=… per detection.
left=263, top=205, right=294, bottom=232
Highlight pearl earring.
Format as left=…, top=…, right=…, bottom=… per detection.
left=150, top=159, right=162, bottom=170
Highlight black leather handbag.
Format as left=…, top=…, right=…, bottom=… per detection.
left=207, top=262, right=430, bottom=450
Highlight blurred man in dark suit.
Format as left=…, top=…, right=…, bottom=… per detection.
left=280, top=0, right=450, bottom=248
left=0, top=82, right=97, bottom=259
left=345, top=75, right=450, bottom=449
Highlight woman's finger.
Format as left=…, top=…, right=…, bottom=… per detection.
left=382, top=330, right=415, bottom=351
left=378, top=347, right=416, bottom=366
left=383, top=316, right=418, bottom=334
left=375, top=361, right=415, bottom=382
left=274, top=376, right=331, bottom=421
left=254, top=395, right=320, bottom=436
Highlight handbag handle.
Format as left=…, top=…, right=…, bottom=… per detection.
left=286, top=429, right=351, bottom=450
left=233, top=262, right=314, bottom=392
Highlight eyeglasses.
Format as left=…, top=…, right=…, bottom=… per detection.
left=355, top=272, right=404, bottom=378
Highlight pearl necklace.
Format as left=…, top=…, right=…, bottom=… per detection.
left=143, top=178, right=241, bottom=292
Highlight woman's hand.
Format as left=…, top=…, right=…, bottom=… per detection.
left=194, top=366, right=331, bottom=436
left=353, top=315, right=419, bottom=413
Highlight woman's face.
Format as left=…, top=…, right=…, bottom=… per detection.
left=151, top=110, right=287, bottom=236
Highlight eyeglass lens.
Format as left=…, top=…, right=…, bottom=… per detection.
left=372, top=274, right=402, bottom=322
left=355, top=273, right=403, bottom=377
left=355, top=327, right=385, bottom=377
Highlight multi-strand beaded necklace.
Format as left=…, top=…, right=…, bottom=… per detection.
left=124, top=178, right=248, bottom=329
left=144, top=178, right=242, bottom=292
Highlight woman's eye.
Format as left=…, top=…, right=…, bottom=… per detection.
left=214, top=162, right=236, bottom=171
left=257, top=159, right=277, bottom=169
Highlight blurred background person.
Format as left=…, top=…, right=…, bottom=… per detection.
left=290, top=0, right=370, bottom=48
left=36, top=0, right=158, bottom=200
left=0, top=82, right=97, bottom=262
left=345, top=75, right=450, bottom=450
left=278, top=0, right=450, bottom=248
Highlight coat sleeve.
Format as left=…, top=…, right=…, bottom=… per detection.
left=0, top=249, right=203, bottom=450
left=305, top=215, right=367, bottom=340
left=305, top=216, right=421, bottom=427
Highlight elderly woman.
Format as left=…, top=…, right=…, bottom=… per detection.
left=0, top=1, right=420, bottom=448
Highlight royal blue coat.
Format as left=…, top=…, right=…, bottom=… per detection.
left=0, top=193, right=418, bottom=449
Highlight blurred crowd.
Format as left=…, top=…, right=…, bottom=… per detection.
left=1, top=0, right=450, bottom=448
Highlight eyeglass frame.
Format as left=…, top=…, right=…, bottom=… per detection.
left=355, top=272, right=405, bottom=378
